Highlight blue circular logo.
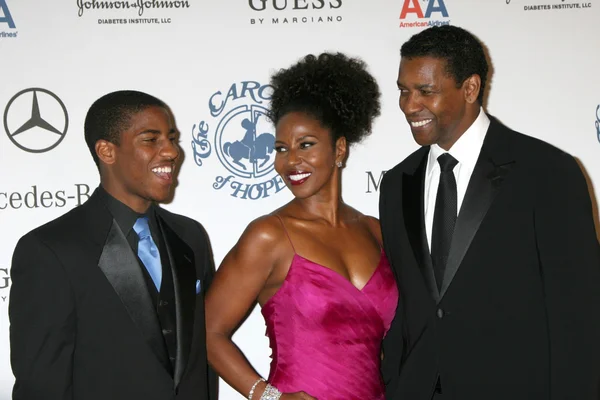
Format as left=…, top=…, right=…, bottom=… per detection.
left=215, top=104, right=275, bottom=179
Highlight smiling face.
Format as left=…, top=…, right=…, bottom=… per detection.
left=96, top=105, right=180, bottom=212
left=397, top=56, right=480, bottom=150
left=274, top=111, right=346, bottom=200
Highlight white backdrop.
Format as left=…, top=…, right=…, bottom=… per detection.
left=1, top=0, right=599, bottom=398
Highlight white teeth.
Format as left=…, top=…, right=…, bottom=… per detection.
left=410, top=119, right=432, bottom=127
left=152, top=166, right=172, bottom=174
left=289, top=173, right=311, bottom=181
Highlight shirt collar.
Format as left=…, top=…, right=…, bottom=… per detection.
left=427, top=107, right=490, bottom=175
left=98, top=186, right=156, bottom=235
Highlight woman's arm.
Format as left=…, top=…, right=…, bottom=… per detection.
left=205, top=216, right=315, bottom=400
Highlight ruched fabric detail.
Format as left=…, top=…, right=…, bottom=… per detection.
left=261, top=251, right=399, bottom=400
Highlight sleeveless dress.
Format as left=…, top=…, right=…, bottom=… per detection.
left=261, top=220, right=399, bottom=400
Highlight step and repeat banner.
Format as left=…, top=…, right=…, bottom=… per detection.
left=1, top=0, right=599, bottom=398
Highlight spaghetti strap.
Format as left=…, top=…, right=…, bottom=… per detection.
left=275, top=215, right=296, bottom=254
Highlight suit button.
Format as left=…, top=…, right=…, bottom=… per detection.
left=162, top=329, right=173, bottom=335
left=159, top=300, right=169, bottom=307
left=437, top=309, right=444, bottom=319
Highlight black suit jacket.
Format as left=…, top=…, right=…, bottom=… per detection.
left=380, top=117, right=600, bottom=400
left=9, top=188, right=216, bottom=400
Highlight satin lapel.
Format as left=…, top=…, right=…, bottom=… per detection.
left=98, top=220, right=170, bottom=368
left=403, top=153, right=440, bottom=303
left=439, top=124, right=515, bottom=300
left=158, top=216, right=196, bottom=389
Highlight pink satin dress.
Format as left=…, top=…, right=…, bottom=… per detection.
left=261, top=221, right=399, bottom=400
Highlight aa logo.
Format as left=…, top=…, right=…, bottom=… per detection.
left=0, top=0, right=16, bottom=29
left=399, top=0, right=450, bottom=27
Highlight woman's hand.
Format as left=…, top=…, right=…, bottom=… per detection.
left=281, top=391, right=317, bottom=400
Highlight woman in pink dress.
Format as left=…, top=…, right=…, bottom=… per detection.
left=205, top=53, right=399, bottom=400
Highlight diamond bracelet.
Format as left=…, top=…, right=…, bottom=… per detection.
left=260, top=383, right=282, bottom=400
left=248, top=378, right=265, bottom=400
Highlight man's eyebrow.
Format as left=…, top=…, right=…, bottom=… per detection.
left=137, top=129, right=160, bottom=135
left=136, top=128, right=178, bottom=135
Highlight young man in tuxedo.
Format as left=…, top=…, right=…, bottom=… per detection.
left=380, top=26, right=600, bottom=400
left=9, top=90, right=216, bottom=400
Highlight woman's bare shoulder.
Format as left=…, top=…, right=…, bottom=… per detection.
left=236, top=214, right=286, bottom=251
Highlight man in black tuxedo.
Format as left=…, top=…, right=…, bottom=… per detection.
left=380, top=26, right=600, bottom=400
left=9, top=90, right=216, bottom=400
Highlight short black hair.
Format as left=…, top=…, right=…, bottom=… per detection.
left=401, top=26, right=488, bottom=104
left=84, top=90, right=167, bottom=167
left=268, top=52, right=381, bottom=146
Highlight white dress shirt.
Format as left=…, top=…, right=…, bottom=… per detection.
left=424, top=108, right=490, bottom=250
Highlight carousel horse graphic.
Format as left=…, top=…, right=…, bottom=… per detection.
left=223, top=116, right=275, bottom=171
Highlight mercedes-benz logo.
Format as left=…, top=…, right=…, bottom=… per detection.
left=4, top=88, right=69, bottom=153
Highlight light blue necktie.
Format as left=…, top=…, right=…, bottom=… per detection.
left=133, top=216, right=162, bottom=291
